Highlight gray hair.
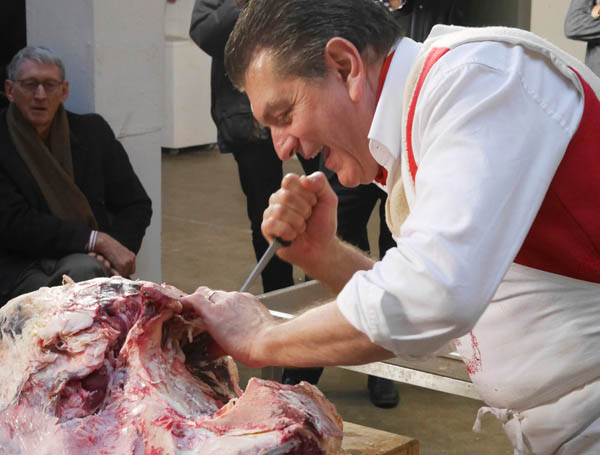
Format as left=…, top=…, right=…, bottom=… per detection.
left=7, top=46, right=66, bottom=81
left=224, top=0, right=402, bottom=90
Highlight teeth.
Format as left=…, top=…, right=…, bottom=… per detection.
left=304, top=146, right=326, bottom=160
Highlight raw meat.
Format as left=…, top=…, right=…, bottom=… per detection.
left=0, top=277, right=343, bottom=454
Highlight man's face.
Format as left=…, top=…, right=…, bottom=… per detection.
left=4, top=59, right=69, bottom=137
left=244, top=51, right=379, bottom=188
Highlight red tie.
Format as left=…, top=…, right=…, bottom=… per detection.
left=375, top=167, right=388, bottom=186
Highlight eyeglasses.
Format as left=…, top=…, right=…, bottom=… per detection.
left=15, top=79, right=64, bottom=94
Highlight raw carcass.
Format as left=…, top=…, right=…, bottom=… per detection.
left=0, top=277, right=343, bottom=454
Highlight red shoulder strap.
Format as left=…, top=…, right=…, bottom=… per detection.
left=405, top=47, right=450, bottom=182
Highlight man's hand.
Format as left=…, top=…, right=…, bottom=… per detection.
left=261, top=172, right=338, bottom=271
left=94, top=232, right=136, bottom=277
left=88, top=252, right=119, bottom=276
left=181, top=287, right=277, bottom=367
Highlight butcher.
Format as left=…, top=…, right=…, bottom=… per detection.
left=182, top=0, right=600, bottom=452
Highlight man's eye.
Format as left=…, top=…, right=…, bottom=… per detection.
left=278, top=111, right=291, bottom=125
left=44, top=81, right=60, bottom=90
left=23, top=81, right=38, bottom=90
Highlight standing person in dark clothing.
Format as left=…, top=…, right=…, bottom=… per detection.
left=565, top=0, right=600, bottom=77
left=281, top=171, right=400, bottom=407
left=0, top=0, right=27, bottom=109
left=190, top=0, right=318, bottom=293
left=392, top=0, right=464, bottom=42
left=0, top=46, right=152, bottom=306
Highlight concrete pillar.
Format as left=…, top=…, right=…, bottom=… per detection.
left=26, top=0, right=164, bottom=282
left=164, top=0, right=216, bottom=149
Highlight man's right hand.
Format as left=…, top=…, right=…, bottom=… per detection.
left=261, top=172, right=338, bottom=271
left=94, top=232, right=136, bottom=277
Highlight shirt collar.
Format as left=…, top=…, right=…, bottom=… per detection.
left=369, top=37, right=422, bottom=172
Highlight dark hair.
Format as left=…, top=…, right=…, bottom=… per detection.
left=7, top=46, right=66, bottom=81
left=225, top=0, right=402, bottom=90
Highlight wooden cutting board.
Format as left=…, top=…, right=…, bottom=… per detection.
left=341, top=421, right=419, bottom=455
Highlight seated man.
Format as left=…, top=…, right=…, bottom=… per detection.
left=0, top=46, right=152, bottom=306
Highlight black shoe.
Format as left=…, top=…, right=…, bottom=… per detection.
left=367, top=376, right=399, bottom=408
left=281, top=367, right=324, bottom=386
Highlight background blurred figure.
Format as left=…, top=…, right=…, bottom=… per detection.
left=281, top=174, right=400, bottom=408
left=565, top=0, right=600, bottom=77
left=392, top=0, right=464, bottom=42
left=190, top=0, right=318, bottom=294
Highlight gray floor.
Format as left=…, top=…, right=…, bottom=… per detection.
left=162, top=147, right=513, bottom=455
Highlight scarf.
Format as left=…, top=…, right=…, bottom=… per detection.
left=6, top=103, right=98, bottom=230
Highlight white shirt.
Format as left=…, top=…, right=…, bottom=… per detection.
left=337, top=37, right=584, bottom=358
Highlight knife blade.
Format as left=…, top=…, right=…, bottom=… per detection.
left=240, top=237, right=291, bottom=293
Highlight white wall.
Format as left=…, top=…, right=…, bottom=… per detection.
left=165, top=0, right=197, bottom=39
left=163, top=0, right=216, bottom=149
left=26, top=0, right=164, bottom=283
left=530, top=0, right=586, bottom=60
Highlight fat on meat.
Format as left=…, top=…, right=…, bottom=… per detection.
left=0, top=277, right=343, bottom=454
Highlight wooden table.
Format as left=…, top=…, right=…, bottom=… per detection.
left=342, top=421, right=419, bottom=455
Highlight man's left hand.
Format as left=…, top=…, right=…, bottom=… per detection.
left=181, top=286, right=277, bottom=367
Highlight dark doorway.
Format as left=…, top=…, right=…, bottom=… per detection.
left=1, top=0, right=27, bottom=108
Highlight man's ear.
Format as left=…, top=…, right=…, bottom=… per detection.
left=324, top=37, right=365, bottom=102
left=4, top=80, right=15, bottom=103
left=60, top=81, right=70, bottom=104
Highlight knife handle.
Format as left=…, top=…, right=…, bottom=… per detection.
left=274, top=236, right=291, bottom=247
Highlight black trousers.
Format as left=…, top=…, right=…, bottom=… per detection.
left=325, top=168, right=395, bottom=258
left=8, top=253, right=111, bottom=302
left=230, top=141, right=319, bottom=292
left=282, top=163, right=395, bottom=385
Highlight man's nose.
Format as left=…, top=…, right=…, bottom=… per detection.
left=271, top=127, right=297, bottom=162
left=33, top=84, right=48, bottom=98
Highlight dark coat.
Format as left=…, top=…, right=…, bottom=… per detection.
left=0, top=0, right=26, bottom=109
left=189, top=0, right=271, bottom=153
left=565, top=0, right=600, bottom=77
left=394, top=0, right=465, bottom=42
left=0, top=108, right=152, bottom=302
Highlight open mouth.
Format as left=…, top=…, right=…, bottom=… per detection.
left=301, top=145, right=328, bottom=161
left=321, top=146, right=333, bottom=169
left=307, top=145, right=328, bottom=161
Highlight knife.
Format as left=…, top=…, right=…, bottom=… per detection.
left=240, top=237, right=291, bottom=293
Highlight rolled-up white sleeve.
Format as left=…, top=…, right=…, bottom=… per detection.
left=337, top=41, right=583, bottom=358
